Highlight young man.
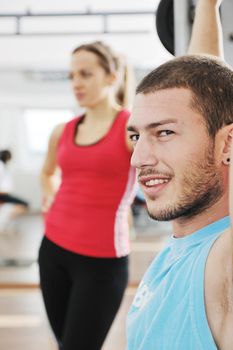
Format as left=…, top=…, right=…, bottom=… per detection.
left=126, top=2, right=232, bottom=349
left=126, top=53, right=233, bottom=350
left=127, top=0, right=233, bottom=350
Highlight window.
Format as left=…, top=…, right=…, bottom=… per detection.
left=24, top=109, right=73, bottom=154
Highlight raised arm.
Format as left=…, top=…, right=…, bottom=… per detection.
left=188, top=0, right=224, bottom=57
left=40, top=123, right=65, bottom=213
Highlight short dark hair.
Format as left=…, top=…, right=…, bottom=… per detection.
left=0, top=149, right=12, bottom=163
left=136, top=55, right=233, bottom=137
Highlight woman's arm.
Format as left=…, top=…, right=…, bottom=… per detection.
left=40, top=123, right=65, bottom=213
left=188, top=0, right=224, bottom=57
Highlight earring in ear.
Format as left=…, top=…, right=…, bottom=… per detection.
left=227, top=158, right=230, bottom=164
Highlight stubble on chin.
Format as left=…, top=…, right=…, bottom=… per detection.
left=145, top=145, right=224, bottom=222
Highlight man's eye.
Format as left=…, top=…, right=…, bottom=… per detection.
left=129, top=134, right=139, bottom=142
left=158, top=130, right=174, bottom=137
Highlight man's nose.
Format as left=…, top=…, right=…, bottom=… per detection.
left=131, top=138, right=158, bottom=169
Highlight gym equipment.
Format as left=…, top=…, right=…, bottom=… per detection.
left=156, top=0, right=174, bottom=55
left=156, top=0, right=233, bottom=66
left=156, top=0, right=195, bottom=56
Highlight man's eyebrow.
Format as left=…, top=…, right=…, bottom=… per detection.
left=127, top=118, right=178, bottom=132
left=127, top=125, right=138, bottom=132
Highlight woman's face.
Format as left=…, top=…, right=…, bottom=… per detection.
left=70, top=50, right=114, bottom=108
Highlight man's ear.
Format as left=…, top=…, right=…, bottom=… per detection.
left=220, top=124, right=233, bottom=165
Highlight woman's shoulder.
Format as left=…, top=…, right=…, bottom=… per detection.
left=118, top=108, right=131, bottom=118
left=50, top=123, right=66, bottom=142
left=116, top=109, right=131, bottom=125
left=52, top=116, right=82, bottom=139
left=64, top=115, right=84, bottom=129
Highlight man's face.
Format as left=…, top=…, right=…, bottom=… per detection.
left=127, top=88, right=223, bottom=221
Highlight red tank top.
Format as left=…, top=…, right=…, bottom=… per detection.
left=45, top=110, right=136, bottom=257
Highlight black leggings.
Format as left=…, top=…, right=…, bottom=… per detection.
left=38, top=236, right=128, bottom=350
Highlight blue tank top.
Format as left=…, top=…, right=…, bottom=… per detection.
left=126, top=216, right=230, bottom=350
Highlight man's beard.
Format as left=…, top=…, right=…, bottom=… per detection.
left=147, top=144, right=224, bottom=222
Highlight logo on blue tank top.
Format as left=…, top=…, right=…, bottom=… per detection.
left=132, top=281, right=153, bottom=309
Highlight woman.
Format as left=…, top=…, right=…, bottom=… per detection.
left=38, top=41, right=136, bottom=350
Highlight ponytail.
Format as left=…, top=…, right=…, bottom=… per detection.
left=114, top=55, right=135, bottom=109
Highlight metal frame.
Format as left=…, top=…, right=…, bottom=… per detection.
left=174, top=0, right=193, bottom=55
left=0, top=9, right=155, bottom=36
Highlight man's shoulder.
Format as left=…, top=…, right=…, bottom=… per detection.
left=211, top=228, right=232, bottom=262
left=206, top=228, right=232, bottom=278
